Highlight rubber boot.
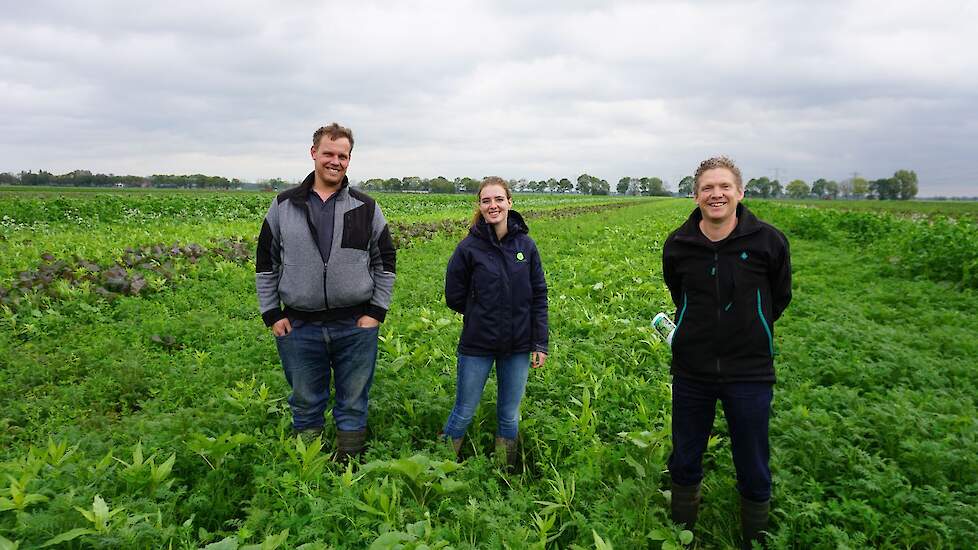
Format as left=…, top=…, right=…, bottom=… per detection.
left=334, top=429, right=367, bottom=465
left=740, top=496, right=770, bottom=549
left=670, top=482, right=702, bottom=529
left=494, top=436, right=519, bottom=472
left=292, top=427, right=324, bottom=447
left=438, top=432, right=464, bottom=459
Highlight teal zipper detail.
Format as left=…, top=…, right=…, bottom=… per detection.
left=757, top=289, right=774, bottom=356
left=675, top=291, right=688, bottom=338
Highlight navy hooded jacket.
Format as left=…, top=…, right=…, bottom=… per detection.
left=445, top=210, right=549, bottom=356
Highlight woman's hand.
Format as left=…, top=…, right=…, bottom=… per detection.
left=531, top=351, right=548, bottom=369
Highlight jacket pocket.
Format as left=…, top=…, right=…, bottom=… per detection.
left=326, top=251, right=373, bottom=308
left=279, top=263, right=326, bottom=310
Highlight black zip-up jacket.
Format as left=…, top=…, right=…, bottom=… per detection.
left=662, top=204, right=791, bottom=383
left=445, top=211, right=549, bottom=356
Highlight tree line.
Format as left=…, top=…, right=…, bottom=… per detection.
left=1, top=168, right=921, bottom=200
left=358, top=173, right=673, bottom=195
left=726, top=170, right=919, bottom=201
left=0, top=170, right=242, bottom=189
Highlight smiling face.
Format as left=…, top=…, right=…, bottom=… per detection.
left=479, top=184, right=512, bottom=226
left=310, top=136, right=351, bottom=189
left=695, top=167, right=744, bottom=224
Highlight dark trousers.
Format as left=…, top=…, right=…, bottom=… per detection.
left=668, top=376, right=774, bottom=502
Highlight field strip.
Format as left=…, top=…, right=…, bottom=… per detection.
left=2, top=197, right=975, bottom=548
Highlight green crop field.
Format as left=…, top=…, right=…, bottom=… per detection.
left=0, top=190, right=976, bottom=549
left=773, top=198, right=978, bottom=220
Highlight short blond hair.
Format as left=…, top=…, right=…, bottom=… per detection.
left=694, top=156, right=742, bottom=193
left=312, top=123, right=354, bottom=152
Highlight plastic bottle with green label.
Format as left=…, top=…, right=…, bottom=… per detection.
left=652, top=312, right=676, bottom=346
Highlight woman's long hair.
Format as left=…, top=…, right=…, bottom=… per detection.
left=471, top=176, right=513, bottom=227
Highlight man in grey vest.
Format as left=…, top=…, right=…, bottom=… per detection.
left=256, top=123, right=396, bottom=462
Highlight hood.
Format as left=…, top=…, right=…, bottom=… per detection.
left=469, top=209, right=530, bottom=242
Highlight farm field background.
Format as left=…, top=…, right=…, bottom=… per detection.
left=0, top=190, right=976, bottom=549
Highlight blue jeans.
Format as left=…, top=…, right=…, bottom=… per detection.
left=668, top=376, right=774, bottom=502
left=275, top=318, right=379, bottom=432
left=443, top=353, right=531, bottom=440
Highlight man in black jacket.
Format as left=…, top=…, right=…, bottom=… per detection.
left=662, top=157, right=791, bottom=548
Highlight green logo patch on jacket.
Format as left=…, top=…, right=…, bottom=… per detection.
left=516, top=251, right=526, bottom=262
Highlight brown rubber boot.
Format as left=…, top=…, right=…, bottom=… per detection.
left=740, top=496, right=770, bottom=549
left=670, top=482, right=702, bottom=529
left=334, top=429, right=367, bottom=465
left=495, top=436, right=519, bottom=472
left=438, top=432, right=464, bottom=459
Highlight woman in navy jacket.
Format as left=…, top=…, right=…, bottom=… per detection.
left=441, top=177, right=549, bottom=468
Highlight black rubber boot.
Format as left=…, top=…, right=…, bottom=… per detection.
left=740, top=496, right=770, bottom=549
left=670, top=482, right=702, bottom=529
left=334, top=429, right=367, bottom=465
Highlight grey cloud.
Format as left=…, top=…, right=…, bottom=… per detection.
left=1, top=0, right=976, bottom=195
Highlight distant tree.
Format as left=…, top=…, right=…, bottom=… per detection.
left=362, top=178, right=385, bottom=191
left=893, top=169, right=918, bottom=200
left=851, top=177, right=869, bottom=199
left=811, top=178, right=829, bottom=199
left=401, top=176, right=422, bottom=191
left=0, top=172, right=18, bottom=185
left=576, top=174, right=593, bottom=195
left=824, top=180, right=839, bottom=200
left=869, top=177, right=901, bottom=200
left=557, top=178, right=573, bottom=193
left=786, top=179, right=810, bottom=199
left=647, top=177, right=668, bottom=196
left=456, top=177, right=478, bottom=193
left=745, top=177, right=771, bottom=198
left=429, top=176, right=454, bottom=194
left=596, top=179, right=610, bottom=195
left=637, top=177, right=650, bottom=196
left=745, top=177, right=783, bottom=199
left=617, top=177, right=630, bottom=195
left=677, top=176, right=695, bottom=196
left=20, top=170, right=54, bottom=186
left=838, top=179, right=853, bottom=199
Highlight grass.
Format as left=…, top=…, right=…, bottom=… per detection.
left=0, top=194, right=975, bottom=548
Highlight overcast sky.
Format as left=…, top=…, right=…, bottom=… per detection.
left=2, top=1, right=975, bottom=195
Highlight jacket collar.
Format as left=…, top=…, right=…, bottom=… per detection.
left=283, top=171, right=350, bottom=207
left=470, top=209, right=530, bottom=243
left=673, top=203, right=762, bottom=245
